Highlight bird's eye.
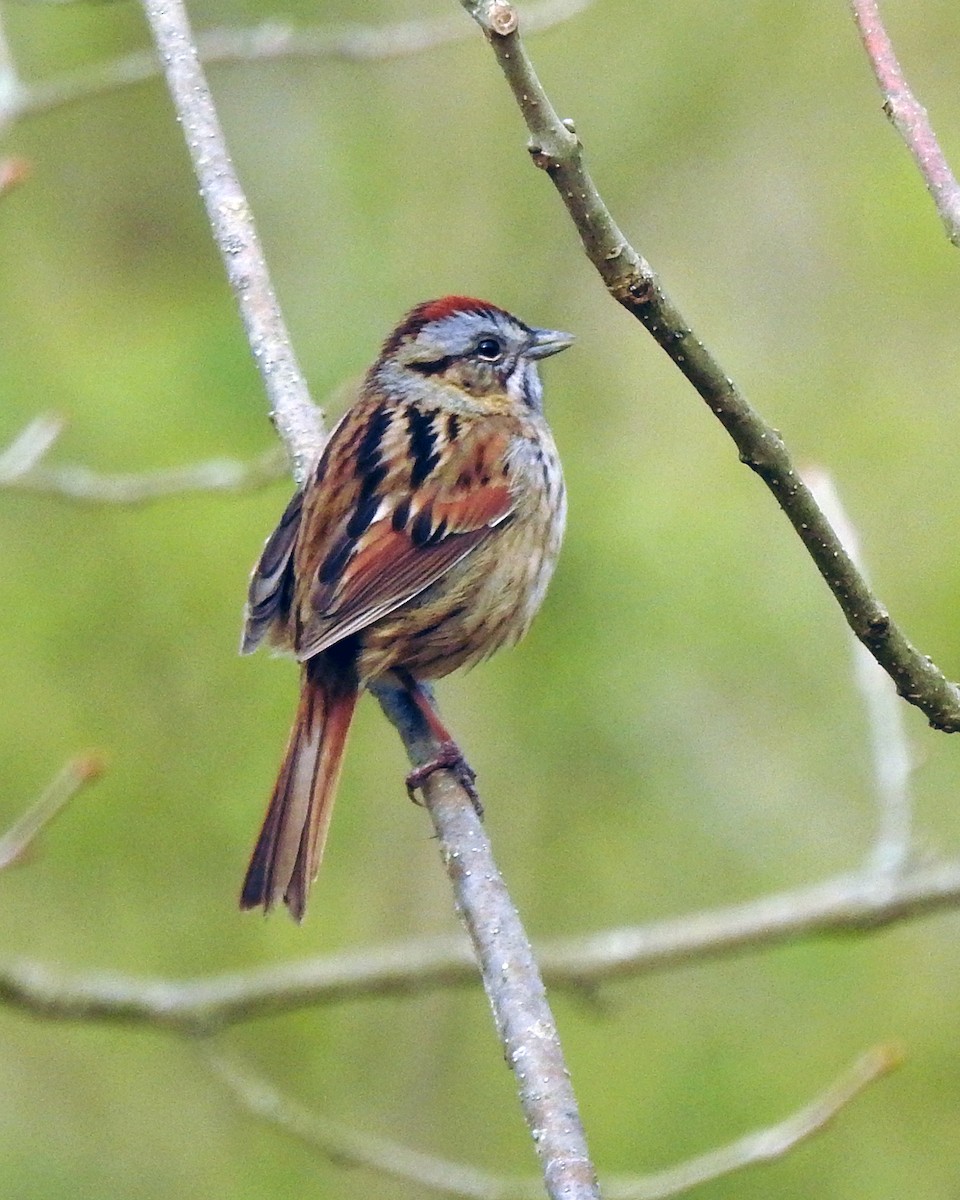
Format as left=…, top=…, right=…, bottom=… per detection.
left=475, top=337, right=503, bottom=361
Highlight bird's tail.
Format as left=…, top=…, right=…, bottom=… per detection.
left=240, top=661, right=359, bottom=921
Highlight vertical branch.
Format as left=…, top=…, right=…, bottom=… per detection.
left=139, top=0, right=324, bottom=484
left=805, top=470, right=914, bottom=875
left=0, top=6, right=22, bottom=131
left=374, top=684, right=600, bottom=1200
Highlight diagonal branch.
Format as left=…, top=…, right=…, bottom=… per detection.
left=457, top=0, right=960, bottom=733
left=374, top=683, right=600, bottom=1199
left=204, top=1044, right=896, bottom=1200
left=0, top=755, right=104, bottom=870
left=604, top=1046, right=897, bottom=1200
left=849, top=0, right=960, bottom=246
left=140, top=0, right=323, bottom=486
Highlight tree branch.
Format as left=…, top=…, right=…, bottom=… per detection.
left=5, top=859, right=960, bottom=1029
left=806, top=468, right=915, bottom=875
left=141, top=3, right=598, bottom=1195
left=0, top=755, right=104, bottom=870
left=603, top=1046, right=897, bottom=1200
left=204, top=1044, right=897, bottom=1200
left=849, top=0, right=960, bottom=246
left=140, top=0, right=323, bottom=486
left=0, top=416, right=287, bottom=502
left=373, top=684, right=599, bottom=1199
left=3, top=1, right=594, bottom=122
left=457, top=0, right=960, bottom=733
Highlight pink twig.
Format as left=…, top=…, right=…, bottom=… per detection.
left=850, top=0, right=960, bottom=246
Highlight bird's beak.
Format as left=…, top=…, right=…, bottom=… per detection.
left=527, top=327, right=575, bottom=360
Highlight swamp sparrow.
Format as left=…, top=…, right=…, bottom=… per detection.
left=240, top=297, right=572, bottom=920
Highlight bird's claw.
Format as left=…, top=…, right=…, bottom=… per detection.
left=405, top=740, right=483, bottom=818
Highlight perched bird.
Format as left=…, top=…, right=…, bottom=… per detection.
left=240, top=297, right=572, bottom=920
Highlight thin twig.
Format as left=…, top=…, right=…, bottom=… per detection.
left=140, top=0, right=323, bottom=485
left=204, top=1044, right=896, bottom=1200
left=7, top=0, right=594, bottom=121
left=203, top=1046, right=532, bottom=1200
left=849, top=0, right=960, bottom=246
left=603, top=1046, right=898, bottom=1200
left=0, top=414, right=64, bottom=480
left=457, top=0, right=960, bottom=733
left=7, top=448, right=287, bottom=502
left=0, top=755, right=104, bottom=870
left=0, top=415, right=286, bottom=501
left=806, top=469, right=914, bottom=875
left=4, top=861, right=960, bottom=1027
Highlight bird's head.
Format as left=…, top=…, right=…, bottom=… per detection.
left=373, top=296, right=573, bottom=414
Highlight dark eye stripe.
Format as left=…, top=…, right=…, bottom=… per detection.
left=408, top=356, right=452, bottom=376
left=406, top=407, right=441, bottom=488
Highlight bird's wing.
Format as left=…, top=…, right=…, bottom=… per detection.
left=294, top=401, right=517, bottom=661
left=241, top=486, right=303, bottom=655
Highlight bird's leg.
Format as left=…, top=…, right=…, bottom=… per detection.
left=396, top=671, right=482, bottom=818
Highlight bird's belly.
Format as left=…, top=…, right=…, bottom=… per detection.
left=356, top=507, right=563, bottom=683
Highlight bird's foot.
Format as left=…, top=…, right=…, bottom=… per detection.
left=405, top=741, right=483, bottom=818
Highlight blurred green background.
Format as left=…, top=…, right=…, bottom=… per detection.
left=3, top=0, right=960, bottom=1196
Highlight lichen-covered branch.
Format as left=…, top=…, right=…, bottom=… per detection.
left=457, top=0, right=960, bottom=733
left=849, top=0, right=960, bottom=246
left=373, top=684, right=600, bottom=1199
left=140, top=0, right=323, bottom=485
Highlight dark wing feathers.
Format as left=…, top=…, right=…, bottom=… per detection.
left=241, top=487, right=303, bottom=654
left=292, top=401, right=517, bottom=662
left=241, top=395, right=520, bottom=664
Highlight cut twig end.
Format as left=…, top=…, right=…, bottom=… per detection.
left=488, top=2, right=519, bottom=36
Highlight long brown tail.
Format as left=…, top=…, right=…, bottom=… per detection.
left=240, top=662, right=359, bottom=921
